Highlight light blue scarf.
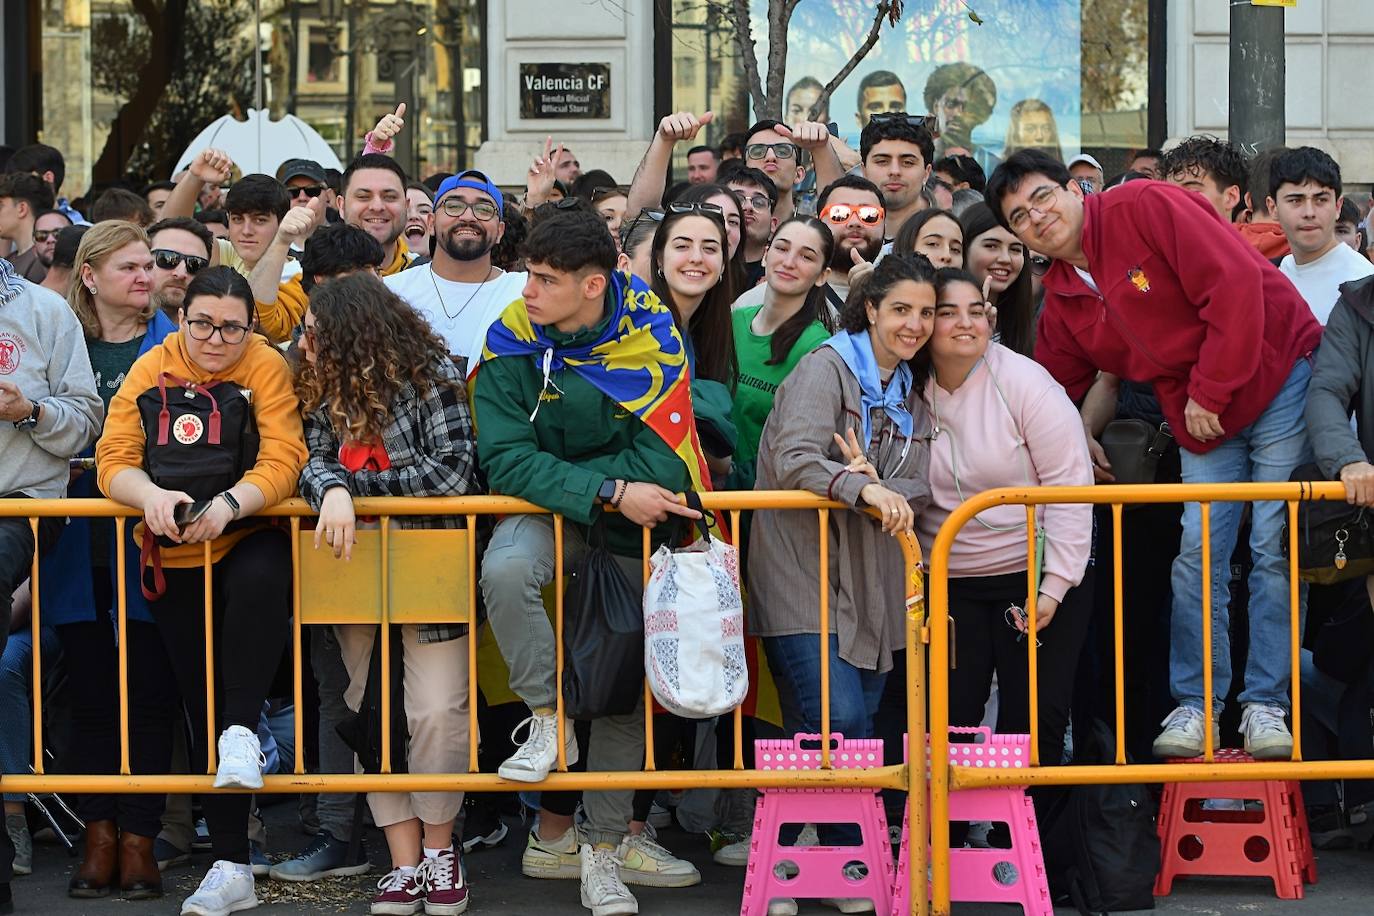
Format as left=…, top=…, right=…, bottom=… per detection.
left=825, top=329, right=914, bottom=448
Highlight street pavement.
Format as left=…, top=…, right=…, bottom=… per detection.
left=15, top=796, right=1374, bottom=914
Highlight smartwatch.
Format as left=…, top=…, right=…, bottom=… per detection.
left=218, top=490, right=242, bottom=520
left=13, top=401, right=40, bottom=431
left=597, top=478, right=617, bottom=504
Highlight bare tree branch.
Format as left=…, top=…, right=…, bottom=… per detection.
left=809, top=0, right=898, bottom=121
left=729, top=0, right=768, bottom=117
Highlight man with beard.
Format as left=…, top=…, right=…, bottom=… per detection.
left=146, top=217, right=214, bottom=321
left=724, top=166, right=778, bottom=287
left=39, top=225, right=86, bottom=298
left=808, top=114, right=934, bottom=239
left=385, top=170, right=527, bottom=369
left=32, top=210, right=73, bottom=272
left=924, top=63, right=1000, bottom=173
left=404, top=181, right=435, bottom=256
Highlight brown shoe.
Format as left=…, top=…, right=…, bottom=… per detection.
left=118, top=831, right=163, bottom=899
left=69, top=820, right=118, bottom=898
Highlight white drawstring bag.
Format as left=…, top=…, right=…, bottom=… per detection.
left=643, top=507, right=746, bottom=718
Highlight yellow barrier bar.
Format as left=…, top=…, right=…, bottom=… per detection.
left=643, top=525, right=655, bottom=771
left=380, top=518, right=392, bottom=774
left=1288, top=499, right=1302, bottom=762
left=1111, top=503, right=1126, bottom=765
left=203, top=540, right=216, bottom=773
left=818, top=508, right=831, bottom=769
left=117, top=517, right=130, bottom=776
left=554, top=515, right=567, bottom=772
left=730, top=508, right=744, bottom=771
left=29, top=518, right=43, bottom=776
left=291, top=517, right=305, bottom=775
left=1025, top=505, right=1039, bottom=768
left=467, top=514, right=479, bottom=773
left=1200, top=503, right=1213, bottom=763
left=905, top=554, right=928, bottom=916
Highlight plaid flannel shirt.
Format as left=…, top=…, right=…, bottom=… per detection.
left=299, top=358, right=477, bottom=643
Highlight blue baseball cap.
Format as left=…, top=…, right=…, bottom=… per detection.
left=434, top=170, right=504, bottom=217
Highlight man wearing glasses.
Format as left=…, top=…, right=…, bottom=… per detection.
left=147, top=217, right=215, bottom=322
left=724, top=167, right=778, bottom=287
left=277, top=159, right=338, bottom=220
left=385, top=171, right=527, bottom=371
left=987, top=149, right=1323, bottom=763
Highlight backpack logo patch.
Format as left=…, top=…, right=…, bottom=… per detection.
left=173, top=413, right=204, bottom=445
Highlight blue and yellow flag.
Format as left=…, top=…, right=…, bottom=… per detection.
left=480, top=270, right=713, bottom=495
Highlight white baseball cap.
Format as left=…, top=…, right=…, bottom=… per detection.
left=1068, top=153, right=1103, bottom=171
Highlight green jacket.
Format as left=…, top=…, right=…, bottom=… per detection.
left=473, top=309, right=691, bottom=556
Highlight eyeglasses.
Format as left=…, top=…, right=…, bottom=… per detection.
left=1007, top=185, right=1060, bottom=234
left=618, top=209, right=665, bottom=247
left=868, top=112, right=941, bottom=139
left=33, top=229, right=62, bottom=243
left=745, top=142, right=799, bottom=161
left=590, top=186, right=628, bottom=203
left=1004, top=605, right=1043, bottom=648
left=1028, top=254, right=1052, bottom=277
left=288, top=185, right=327, bottom=199
left=820, top=203, right=885, bottom=226
left=440, top=198, right=499, bottom=221
left=184, top=318, right=250, bottom=344
left=667, top=201, right=724, bottom=217
left=731, top=190, right=773, bottom=212
left=152, top=249, right=209, bottom=274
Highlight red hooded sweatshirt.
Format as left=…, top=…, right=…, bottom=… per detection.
left=1034, top=180, right=1322, bottom=454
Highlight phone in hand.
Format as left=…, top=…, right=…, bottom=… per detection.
left=173, top=499, right=214, bottom=530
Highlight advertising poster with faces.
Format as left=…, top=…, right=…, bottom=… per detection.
left=753, top=0, right=1082, bottom=172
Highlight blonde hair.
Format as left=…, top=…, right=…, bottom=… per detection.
left=67, top=220, right=154, bottom=340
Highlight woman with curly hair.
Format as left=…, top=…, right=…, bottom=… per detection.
left=296, top=272, right=479, bottom=916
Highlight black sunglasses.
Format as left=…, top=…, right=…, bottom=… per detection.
left=288, top=185, right=327, bottom=199
left=618, top=209, right=664, bottom=247
left=152, top=249, right=209, bottom=274
left=1028, top=254, right=1052, bottom=277
left=667, top=202, right=724, bottom=217
left=591, top=186, right=628, bottom=203
left=868, top=112, right=941, bottom=139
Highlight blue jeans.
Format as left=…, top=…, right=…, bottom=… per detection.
left=0, top=627, right=58, bottom=802
left=1169, top=357, right=1313, bottom=713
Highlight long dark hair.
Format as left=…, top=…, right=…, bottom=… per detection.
left=764, top=216, right=836, bottom=365
left=891, top=207, right=962, bottom=262
left=909, top=266, right=984, bottom=397
left=839, top=253, right=939, bottom=391
left=675, top=182, right=749, bottom=295
left=649, top=207, right=739, bottom=387
left=959, top=202, right=1034, bottom=356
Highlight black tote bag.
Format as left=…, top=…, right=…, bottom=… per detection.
left=562, top=522, right=645, bottom=720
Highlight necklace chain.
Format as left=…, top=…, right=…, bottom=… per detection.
left=431, top=265, right=497, bottom=320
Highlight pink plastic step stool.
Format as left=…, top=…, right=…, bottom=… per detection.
left=740, top=734, right=893, bottom=916
left=1155, top=748, right=1316, bottom=899
left=892, top=729, right=1052, bottom=916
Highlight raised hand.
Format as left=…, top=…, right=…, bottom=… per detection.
left=371, top=102, right=407, bottom=144
left=848, top=245, right=876, bottom=288
left=657, top=111, right=714, bottom=143
left=776, top=121, right=830, bottom=152
left=276, top=195, right=324, bottom=245
left=525, top=136, right=563, bottom=205
left=189, top=149, right=233, bottom=185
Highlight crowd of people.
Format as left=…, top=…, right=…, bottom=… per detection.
left=1, top=99, right=1374, bottom=916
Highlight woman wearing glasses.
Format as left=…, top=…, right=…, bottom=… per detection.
left=912, top=268, right=1092, bottom=794
left=35, top=222, right=182, bottom=899
left=959, top=202, right=1037, bottom=357
left=97, top=266, right=308, bottom=916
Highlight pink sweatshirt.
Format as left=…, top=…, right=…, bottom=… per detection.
left=915, top=343, right=1093, bottom=602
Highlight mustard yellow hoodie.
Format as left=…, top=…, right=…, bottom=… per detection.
left=96, top=330, right=307, bottom=567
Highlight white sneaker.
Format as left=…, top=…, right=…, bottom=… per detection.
left=181, top=860, right=258, bottom=916
left=646, top=803, right=673, bottom=830
left=213, top=726, right=265, bottom=790
left=499, top=711, right=578, bottom=783
left=1240, top=703, right=1293, bottom=760
left=712, top=835, right=751, bottom=867
left=579, top=844, right=638, bottom=916
left=1151, top=706, right=1217, bottom=759
left=616, top=833, right=700, bottom=888
left=521, top=825, right=585, bottom=879
left=821, top=862, right=876, bottom=912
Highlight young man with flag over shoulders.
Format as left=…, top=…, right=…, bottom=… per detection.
left=474, top=203, right=708, bottom=915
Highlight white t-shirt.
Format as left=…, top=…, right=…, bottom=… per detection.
left=1279, top=243, right=1374, bottom=325
left=1073, top=266, right=1101, bottom=294
left=385, top=265, right=526, bottom=370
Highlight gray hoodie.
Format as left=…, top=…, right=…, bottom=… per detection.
left=0, top=261, right=102, bottom=498
left=1307, top=274, right=1374, bottom=479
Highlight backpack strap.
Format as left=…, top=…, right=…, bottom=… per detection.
left=156, top=373, right=172, bottom=445
left=139, top=526, right=166, bottom=601
left=156, top=372, right=224, bottom=445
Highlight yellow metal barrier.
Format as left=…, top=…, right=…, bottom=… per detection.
left=926, top=481, right=1347, bottom=916
left=6, top=491, right=927, bottom=911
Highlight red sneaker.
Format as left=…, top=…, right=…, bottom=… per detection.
left=419, top=848, right=469, bottom=915
left=371, top=868, right=425, bottom=915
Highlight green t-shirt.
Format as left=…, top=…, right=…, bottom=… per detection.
left=86, top=333, right=146, bottom=566
left=730, top=305, right=830, bottom=486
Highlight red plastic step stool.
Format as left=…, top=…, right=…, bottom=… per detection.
left=1155, top=748, right=1317, bottom=899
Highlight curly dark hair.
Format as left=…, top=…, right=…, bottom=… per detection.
left=296, top=272, right=462, bottom=443
left=490, top=207, right=528, bottom=272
